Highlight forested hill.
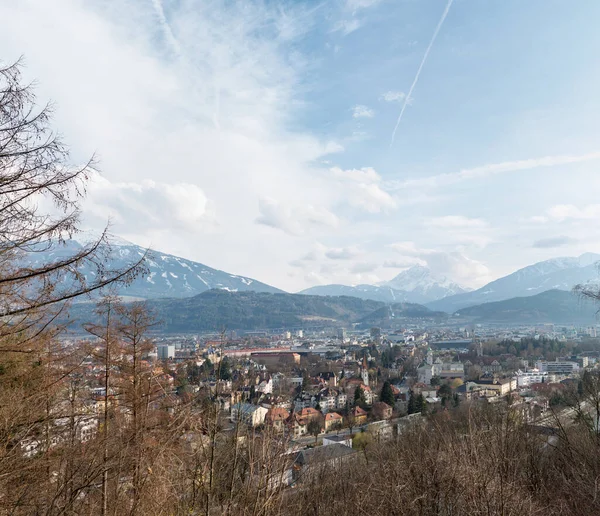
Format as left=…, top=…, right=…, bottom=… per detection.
left=71, top=290, right=439, bottom=332
left=454, top=289, right=599, bottom=324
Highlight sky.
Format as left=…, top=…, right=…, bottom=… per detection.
left=2, top=0, right=600, bottom=292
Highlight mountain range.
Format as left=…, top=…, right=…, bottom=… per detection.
left=426, top=253, right=600, bottom=312
left=26, top=238, right=600, bottom=326
left=23, top=238, right=282, bottom=299
left=299, top=265, right=470, bottom=304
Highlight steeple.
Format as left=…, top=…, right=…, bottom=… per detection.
left=361, top=356, right=369, bottom=387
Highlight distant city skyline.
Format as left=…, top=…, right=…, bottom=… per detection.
left=2, top=0, right=600, bottom=291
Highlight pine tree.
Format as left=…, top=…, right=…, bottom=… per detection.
left=380, top=381, right=395, bottom=407
left=407, top=390, right=416, bottom=414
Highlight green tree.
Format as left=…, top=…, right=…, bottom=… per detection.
left=218, top=358, right=232, bottom=381
left=407, top=390, right=416, bottom=414
left=415, top=393, right=426, bottom=414
left=380, top=381, right=395, bottom=407
left=438, top=383, right=452, bottom=403
left=354, top=385, right=366, bottom=407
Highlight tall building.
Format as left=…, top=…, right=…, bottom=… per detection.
left=157, top=345, right=175, bottom=360
left=337, top=328, right=347, bottom=341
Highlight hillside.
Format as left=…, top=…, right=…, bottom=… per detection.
left=427, top=253, right=600, bottom=312
left=23, top=239, right=283, bottom=299
left=453, top=289, right=600, bottom=324
left=65, top=290, right=443, bottom=332
left=148, top=290, right=387, bottom=332
left=359, top=302, right=448, bottom=327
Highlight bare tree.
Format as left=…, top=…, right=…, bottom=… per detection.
left=0, top=60, right=146, bottom=343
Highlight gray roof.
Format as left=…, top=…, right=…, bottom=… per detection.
left=323, top=435, right=351, bottom=443
left=295, top=443, right=356, bottom=466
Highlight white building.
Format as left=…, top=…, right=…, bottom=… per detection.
left=230, top=403, right=269, bottom=427
left=535, top=360, right=579, bottom=375
left=157, top=345, right=175, bottom=360
left=516, top=370, right=554, bottom=388
left=418, top=361, right=465, bottom=385
left=257, top=378, right=273, bottom=394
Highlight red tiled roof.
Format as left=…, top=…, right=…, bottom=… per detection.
left=266, top=408, right=289, bottom=422
left=352, top=407, right=367, bottom=417
left=299, top=407, right=321, bottom=418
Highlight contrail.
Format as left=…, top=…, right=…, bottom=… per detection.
left=151, top=0, right=181, bottom=56
left=390, top=0, right=454, bottom=147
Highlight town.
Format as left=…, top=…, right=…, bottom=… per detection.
left=41, top=318, right=600, bottom=488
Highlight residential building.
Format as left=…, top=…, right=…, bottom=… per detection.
left=372, top=401, right=393, bottom=420
left=418, top=360, right=465, bottom=385
left=351, top=406, right=368, bottom=425
left=290, top=414, right=308, bottom=437
left=265, top=408, right=290, bottom=433
left=230, top=403, right=269, bottom=427
left=324, top=412, right=343, bottom=432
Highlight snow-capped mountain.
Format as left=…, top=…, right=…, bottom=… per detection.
left=426, top=253, right=600, bottom=313
left=297, top=284, right=418, bottom=304
left=23, top=237, right=283, bottom=299
left=382, top=265, right=470, bottom=300
left=299, top=265, right=470, bottom=304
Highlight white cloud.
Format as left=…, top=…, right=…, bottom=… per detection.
left=331, top=166, right=396, bottom=213
left=331, top=19, right=362, bottom=35
left=388, top=241, right=490, bottom=287
left=352, top=104, right=375, bottom=118
left=532, top=236, right=577, bottom=249
left=380, top=91, right=406, bottom=102
left=351, top=262, right=378, bottom=273
left=388, top=241, right=421, bottom=255
left=389, top=151, right=600, bottom=191
left=331, top=0, right=382, bottom=34
left=424, top=251, right=491, bottom=286
left=256, top=198, right=339, bottom=236
left=546, top=204, right=600, bottom=221
left=332, top=166, right=380, bottom=183
left=345, top=0, right=382, bottom=11
left=383, top=258, right=425, bottom=268
left=325, top=246, right=361, bottom=260
left=83, top=172, right=216, bottom=233
left=0, top=0, right=364, bottom=290
left=427, top=215, right=488, bottom=229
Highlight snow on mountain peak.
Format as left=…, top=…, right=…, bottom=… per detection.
left=384, top=265, right=467, bottom=297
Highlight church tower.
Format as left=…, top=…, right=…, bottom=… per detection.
left=361, top=356, right=369, bottom=386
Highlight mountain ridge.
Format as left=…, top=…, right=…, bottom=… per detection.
left=300, top=265, right=469, bottom=304
left=452, top=289, right=599, bottom=325
left=426, top=253, right=600, bottom=312
left=23, top=239, right=284, bottom=299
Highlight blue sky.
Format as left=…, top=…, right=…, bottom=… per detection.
left=2, top=0, right=600, bottom=291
